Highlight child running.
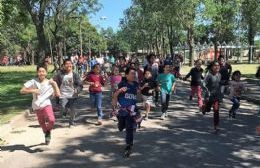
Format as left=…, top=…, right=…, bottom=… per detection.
left=85, top=63, right=106, bottom=125
left=20, top=65, right=60, bottom=145
left=201, top=61, right=221, bottom=134
left=157, top=64, right=176, bottom=120
left=228, top=71, right=246, bottom=118
left=140, top=69, right=157, bottom=120
left=112, top=67, right=141, bottom=157
left=110, top=66, right=122, bottom=118
left=184, top=59, right=204, bottom=111
left=54, top=59, right=82, bottom=127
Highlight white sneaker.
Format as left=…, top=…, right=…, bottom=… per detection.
left=165, top=112, right=168, bottom=117
left=160, top=113, right=166, bottom=120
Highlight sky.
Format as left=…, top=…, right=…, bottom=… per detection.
left=89, top=0, right=132, bottom=32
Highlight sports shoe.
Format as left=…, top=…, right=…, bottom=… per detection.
left=160, top=113, right=166, bottom=120
left=124, top=145, right=133, bottom=158
left=165, top=112, right=168, bottom=117
left=69, top=121, right=75, bottom=127
left=143, top=114, right=149, bottom=121
left=45, top=131, right=51, bottom=145
left=155, top=102, right=160, bottom=107
left=97, top=119, right=103, bottom=126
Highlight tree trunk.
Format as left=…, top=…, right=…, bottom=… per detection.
left=248, top=22, right=255, bottom=63
left=187, top=27, right=195, bottom=67
left=35, top=22, right=46, bottom=63
left=168, top=25, right=174, bottom=57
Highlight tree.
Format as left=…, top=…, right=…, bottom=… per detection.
left=241, top=0, right=260, bottom=63
left=20, top=0, right=100, bottom=63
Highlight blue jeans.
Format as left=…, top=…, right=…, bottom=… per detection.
left=161, top=92, right=171, bottom=114
left=90, top=92, right=103, bottom=119
left=230, top=97, right=240, bottom=115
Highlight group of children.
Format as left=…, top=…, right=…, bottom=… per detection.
left=20, top=56, right=250, bottom=157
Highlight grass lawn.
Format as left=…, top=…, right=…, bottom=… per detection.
left=0, top=65, right=54, bottom=125
left=0, top=64, right=258, bottom=125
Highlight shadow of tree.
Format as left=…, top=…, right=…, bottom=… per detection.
left=34, top=88, right=260, bottom=168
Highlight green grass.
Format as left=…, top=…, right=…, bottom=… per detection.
left=180, top=64, right=259, bottom=78
left=0, top=65, right=54, bottom=125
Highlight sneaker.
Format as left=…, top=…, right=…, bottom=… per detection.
left=201, top=105, right=206, bottom=115
left=143, top=115, right=149, bottom=121
left=228, top=111, right=232, bottom=118
left=232, top=113, right=236, bottom=119
left=160, top=113, right=166, bottom=120
left=165, top=112, right=168, bottom=117
left=45, top=131, right=51, bottom=145
left=62, top=111, right=67, bottom=118
left=97, top=119, right=103, bottom=126
left=69, top=121, right=75, bottom=127
left=155, top=102, right=160, bottom=107
left=124, top=145, right=133, bottom=158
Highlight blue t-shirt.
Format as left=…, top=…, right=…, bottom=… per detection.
left=89, top=60, right=97, bottom=69
left=117, top=80, right=139, bottom=108
left=157, top=73, right=175, bottom=94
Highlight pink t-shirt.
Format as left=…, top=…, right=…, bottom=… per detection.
left=110, top=75, right=122, bottom=90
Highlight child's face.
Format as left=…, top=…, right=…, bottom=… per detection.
left=64, top=61, right=73, bottom=72
left=164, top=65, right=171, bottom=73
left=144, top=71, right=152, bottom=79
left=212, top=64, right=220, bottom=73
left=126, top=70, right=136, bottom=82
left=37, top=67, right=47, bottom=81
left=93, top=65, right=101, bottom=74
left=113, top=67, right=119, bottom=75
left=130, top=64, right=135, bottom=68
left=234, top=74, right=240, bottom=81
left=196, top=61, right=202, bottom=69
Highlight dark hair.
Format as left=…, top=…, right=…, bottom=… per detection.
left=119, top=57, right=126, bottom=61
left=125, top=67, right=136, bottom=75
left=163, top=63, right=171, bottom=67
left=205, top=60, right=219, bottom=72
left=195, top=59, right=202, bottom=64
left=218, top=55, right=224, bottom=61
left=146, top=53, right=156, bottom=64
left=144, top=68, right=152, bottom=75
left=37, top=64, right=48, bottom=72
left=63, top=59, right=72, bottom=65
left=92, top=63, right=100, bottom=70
left=232, top=70, right=241, bottom=80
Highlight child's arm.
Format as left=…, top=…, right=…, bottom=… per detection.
left=140, top=83, right=149, bottom=90
left=20, top=87, right=39, bottom=95
left=49, top=78, right=61, bottom=97
left=171, top=82, right=176, bottom=93
left=112, top=87, right=127, bottom=107
left=184, top=69, right=192, bottom=80
left=84, top=73, right=94, bottom=86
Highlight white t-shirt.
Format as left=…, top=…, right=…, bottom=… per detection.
left=60, top=73, right=75, bottom=98
left=96, top=57, right=104, bottom=65
left=24, top=79, right=53, bottom=110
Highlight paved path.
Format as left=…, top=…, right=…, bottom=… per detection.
left=242, top=78, right=260, bottom=104
left=0, top=81, right=259, bottom=168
